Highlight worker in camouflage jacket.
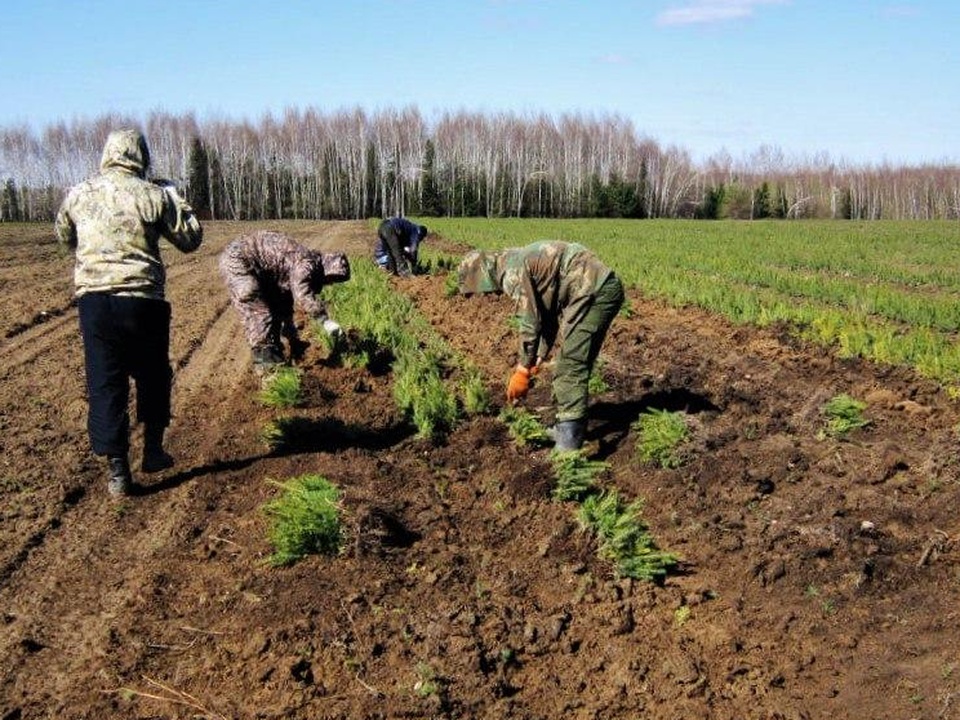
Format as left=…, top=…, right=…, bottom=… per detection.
left=458, top=240, right=624, bottom=451
left=219, top=230, right=350, bottom=374
left=55, top=128, right=204, bottom=496
left=374, top=217, right=427, bottom=277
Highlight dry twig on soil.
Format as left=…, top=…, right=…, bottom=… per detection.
left=109, top=675, right=229, bottom=720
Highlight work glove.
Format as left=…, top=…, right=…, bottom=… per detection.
left=506, top=365, right=531, bottom=402
left=322, top=318, right=343, bottom=341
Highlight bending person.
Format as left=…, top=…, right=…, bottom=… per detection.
left=220, top=230, right=350, bottom=374
left=374, top=217, right=427, bottom=277
left=458, top=240, right=623, bottom=451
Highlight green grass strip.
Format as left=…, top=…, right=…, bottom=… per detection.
left=325, top=257, right=489, bottom=440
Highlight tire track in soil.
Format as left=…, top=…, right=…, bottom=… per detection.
left=0, top=235, right=248, bottom=714
left=0, top=239, right=234, bottom=588
left=0, top=308, right=79, bottom=367
left=0, top=222, right=372, bottom=716
left=0, top=223, right=370, bottom=590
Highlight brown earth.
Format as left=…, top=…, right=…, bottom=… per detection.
left=2, top=220, right=960, bottom=720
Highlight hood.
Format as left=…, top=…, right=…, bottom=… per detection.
left=99, top=129, right=150, bottom=177
left=313, top=251, right=351, bottom=286
left=458, top=250, right=502, bottom=295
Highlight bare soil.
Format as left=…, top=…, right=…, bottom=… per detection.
left=2, top=220, right=960, bottom=720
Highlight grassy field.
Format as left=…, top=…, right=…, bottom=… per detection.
left=421, top=218, right=960, bottom=388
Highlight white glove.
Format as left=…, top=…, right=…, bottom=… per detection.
left=322, top=319, right=342, bottom=339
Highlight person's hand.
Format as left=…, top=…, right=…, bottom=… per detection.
left=154, top=179, right=183, bottom=202
left=506, top=365, right=530, bottom=402
left=322, top=318, right=343, bottom=340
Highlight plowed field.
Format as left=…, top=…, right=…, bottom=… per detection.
left=2, top=220, right=960, bottom=720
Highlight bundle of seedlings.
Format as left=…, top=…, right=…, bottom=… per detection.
left=261, top=473, right=342, bottom=566
left=578, top=489, right=678, bottom=581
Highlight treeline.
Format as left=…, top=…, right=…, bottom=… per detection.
left=1, top=107, right=958, bottom=222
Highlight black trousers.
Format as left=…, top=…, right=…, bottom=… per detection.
left=78, top=293, right=172, bottom=457
left=377, top=220, right=412, bottom=276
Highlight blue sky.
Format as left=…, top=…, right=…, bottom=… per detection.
left=1, top=0, right=956, bottom=165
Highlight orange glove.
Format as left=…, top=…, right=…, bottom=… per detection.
left=506, top=365, right=530, bottom=402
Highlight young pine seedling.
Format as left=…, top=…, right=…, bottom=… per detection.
left=578, top=489, right=678, bottom=581
left=819, top=393, right=870, bottom=439
left=551, top=450, right=609, bottom=502
left=261, top=473, right=342, bottom=566
left=459, top=368, right=491, bottom=416
left=500, top=406, right=550, bottom=447
left=633, top=408, right=689, bottom=468
left=258, top=366, right=303, bottom=408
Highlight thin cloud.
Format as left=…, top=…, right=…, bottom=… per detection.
left=656, top=0, right=788, bottom=26
left=598, top=53, right=630, bottom=65
left=881, top=4, right=920, bottom=18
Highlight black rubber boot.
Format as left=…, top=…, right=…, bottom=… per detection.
left=252, top=344, right=284, bottom=376
left=142, top=425, right=174, bottom=473
left=553, top=419, right=586, bottom=451
left=107, top=455, right=134, bottom=496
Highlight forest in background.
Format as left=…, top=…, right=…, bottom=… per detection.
left=1, top=106, right=958, bottom=223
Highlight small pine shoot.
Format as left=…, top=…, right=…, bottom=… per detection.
left=500, top=406, right=550, bottom=447
left=258, top=367, right=303, bottom=408
left=578, top=490, right=678, bottom=581
left=819, top=393, right=871, bottom=439
left=460, top=368, right=491, bottom=415
left=551, top=450, right=609, bottom=502
left=262, top=474, right=342, bottom=567
left=260, top=416, right=295, bottom=452
left=633, top=408, right=689, bottom=468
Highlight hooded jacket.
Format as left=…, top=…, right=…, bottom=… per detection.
left=488, top=241, right=613, bottom=368
left=219, top=230, right=350, bottom=322
left=55, top=129, right=203, bottom=299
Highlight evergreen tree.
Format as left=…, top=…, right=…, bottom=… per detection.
left=636, top=160, right=650, bottom=219
left=1, top=179, right=20, bottom=221
left=419, top=140, right=444, bottom=216
left=187, top=137, right=211, bottom=218
left=753, top=181, right=771, bottom=219
left=700, top=184, right=727, bottom=219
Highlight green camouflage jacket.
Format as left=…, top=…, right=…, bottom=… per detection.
left=499, top=240, right=613, bottom=367
left=55, top=129, right=203, bottom=300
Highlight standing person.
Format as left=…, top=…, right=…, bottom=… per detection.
left=457, top=240, right=624, bottom=451
left=374, top=217, right=427, bottom=277
left=55, top=128, right=204, bottom=496
left=219, top=230, right=350, bottom=375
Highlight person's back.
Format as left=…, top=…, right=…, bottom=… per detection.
left=219, top=230, right=350, bottom=374
left=55, top=128, right=203, bottom=496
left=224, top=230, right=316, bottom=295
left=374, top=217, right=427, bottom=276
left=56, top=129, right=203, bottom=298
